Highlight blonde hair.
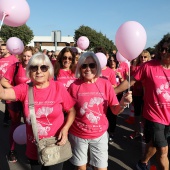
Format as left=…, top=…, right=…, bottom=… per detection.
left=136, top=50, right=151, bottom=65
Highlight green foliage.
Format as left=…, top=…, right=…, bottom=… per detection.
left=74, top=25, right=116, bottom=53
left=0, top=24, right=34, bottom=46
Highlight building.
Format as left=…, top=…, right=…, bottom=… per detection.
left=28, top=30, right=75, bottom=52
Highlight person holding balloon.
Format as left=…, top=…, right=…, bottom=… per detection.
left=54, top=47, right=76, bottom=89
left=1, top=46, right=36, bottom=162
left=114, top=41, right=170, bottom=170
left=0, top=43, right=19, bottom=126
left=0, top=52, right=76, bottom=170
left=68, top=51, right=132, bottom=170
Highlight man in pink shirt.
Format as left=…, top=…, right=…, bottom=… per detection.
left=115, top=41, right=170, bottom=170
left=0, top=43, right=18, bottom=126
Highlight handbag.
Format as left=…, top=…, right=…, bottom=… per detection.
left=28, top=85, right=72, bottom=166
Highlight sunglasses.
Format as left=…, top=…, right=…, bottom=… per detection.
left=109, top=59, right=115, bottom=62
left=63, top=56, right=72, bottom=61
left=160, top=47, right=170, bottom=53
left=29, top=65, right=49, bottom=72
left=140, top=56, right=147, bottom=59
left=81, top=63, right=96, bottom=69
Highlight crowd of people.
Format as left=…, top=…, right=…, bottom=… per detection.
left=0, top=40, right=169, bottom=170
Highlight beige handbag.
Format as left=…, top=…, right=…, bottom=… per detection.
left=28, top=85, right=72, bottom=166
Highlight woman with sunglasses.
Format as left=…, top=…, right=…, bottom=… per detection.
left=68, top=52, right=132, bottom=170
left=0, top=53, right=76, bottom=170
left=54, top=47, right=76, bottom=89
left=129, top=50, right=151, bottom=140
left=0, top=46, right=36, bottom=163
left=115, top=41, right=170, bottom=170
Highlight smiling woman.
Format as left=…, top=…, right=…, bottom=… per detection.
left=68, top=51, right=132, bottom=170
left=54, top=47, right=77, bottom=89
left=0, top=52, right=76, bottom=170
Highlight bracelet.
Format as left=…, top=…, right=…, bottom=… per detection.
left=120, top=104, right=127, bottom=109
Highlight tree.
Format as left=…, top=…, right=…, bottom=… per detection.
left=74, top=25, right=116, bottom=53
left=0, top=24, right=34, bottom=45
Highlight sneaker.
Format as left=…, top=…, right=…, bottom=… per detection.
left=8, top=150, right=17, bottom=163
left=136, top=160, right=150, bottom=170
left=129, top=131, right=141, bottom=139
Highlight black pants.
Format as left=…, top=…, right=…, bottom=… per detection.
left=29, top=159, right=63, bottom=170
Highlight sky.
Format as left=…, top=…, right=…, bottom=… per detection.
left=26, top=0, right=170, bottom=48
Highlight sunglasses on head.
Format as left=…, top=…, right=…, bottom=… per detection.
left=63, top=56, right=72, bottom=61
left=140, top=56, right=147, bottom=59
left=160, top=47, right=170, bottom=53
left=29, top=65, right=49, bottom=72
left=81, top=63, right=96, bottom=69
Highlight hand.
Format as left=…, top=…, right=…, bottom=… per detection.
left=57, top=128, right=68, bottom=146
left=120, top=91, right=132, bottom=106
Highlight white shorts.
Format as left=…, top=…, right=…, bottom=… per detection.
left=69, top=131, right=108, bottom=168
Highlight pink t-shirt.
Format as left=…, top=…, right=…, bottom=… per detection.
left=131, top=65, right=144, bottom=96
left=0, top=55, right=18, bottom=79
left=101, top=67, right=116, bottom=86
left=57, top=69, right=76, bottom=89
left=119, top=62, right=129, bottom=79
left=13, top=80, right=75, bottom=160
left=4, top=62, right=30, bottom=85
left=68, top=78, right=119, bottom=139
left=133, top=59, right=170, bottom=125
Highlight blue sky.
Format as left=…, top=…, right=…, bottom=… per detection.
left=26, top=0, right=170, bottom=48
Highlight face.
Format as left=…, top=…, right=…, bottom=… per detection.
left=0, top=45, right=9, bottom=57
left=29, top=63, right=50, bottom=85
left=62, top=52, right=73, bottom=69
left=80, top=57, right=97, bottom=82
left=22, top=50, right=33, bottom=67
left=160, top=46, right=170, bottom=64
left=108, top=57, right=116, bottom=69
left=140, top=55, right=149, bottom=64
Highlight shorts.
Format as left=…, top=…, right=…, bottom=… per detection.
left=69, top=132, right=108, bottom=168
left=144, top=119, right=170, bottom=147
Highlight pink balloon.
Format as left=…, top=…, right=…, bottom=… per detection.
left=116, top=51, right=128, bottom=62
left=77, top=36, right=89, bottom=50
left=115, top=21, right=147, bottom=61
left=13, top=124, right=27, bottom=145
left=0, top=0, right=30, bottom=27
left=95, top=52, right=107, bottom=69
left=6, top=37, right=24, bottom=55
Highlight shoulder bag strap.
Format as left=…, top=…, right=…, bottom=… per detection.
left=28, top=84, right=39, bottom=143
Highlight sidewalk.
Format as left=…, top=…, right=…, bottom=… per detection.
left=0, top=102, right=157, bottom=170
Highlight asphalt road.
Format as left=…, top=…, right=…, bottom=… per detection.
left=0, top=101, right=158, bottom=170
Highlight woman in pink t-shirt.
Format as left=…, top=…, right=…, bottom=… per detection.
left=68, top=52, right=132, bottom=170
left=54, top=47, right=76, bottom=89
left=0, top=53, right=76, bottom=170
left=1, top=46, right=36, bottom=162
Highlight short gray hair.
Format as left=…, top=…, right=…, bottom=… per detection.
left=26, top=52, right=54, bottom=79
left=75, top=52, right=101, bottom=78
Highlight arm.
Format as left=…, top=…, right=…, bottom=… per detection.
left=0, top=83, right=16, bottom=101
left=1, top=77, right=13, bottom=88
left=57, top=107, right=76, bottom=145
left=110, top=91, right=132, bottom=115
left=114, top=76, right=136, bottom=94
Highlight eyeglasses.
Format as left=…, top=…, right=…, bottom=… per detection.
left=63, top=56, right=72, bottom=61
left=29, top=65, right=49, bottom=72
left=81, top=63, right=96, bottom=69
left=140, top=56, right=147, bottom=59
left=160, top=47, right=170, bottom=53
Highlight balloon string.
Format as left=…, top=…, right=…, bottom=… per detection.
left=0, top=12, right=8, bottom=31
left=127, top=61, right=130, bottom=108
